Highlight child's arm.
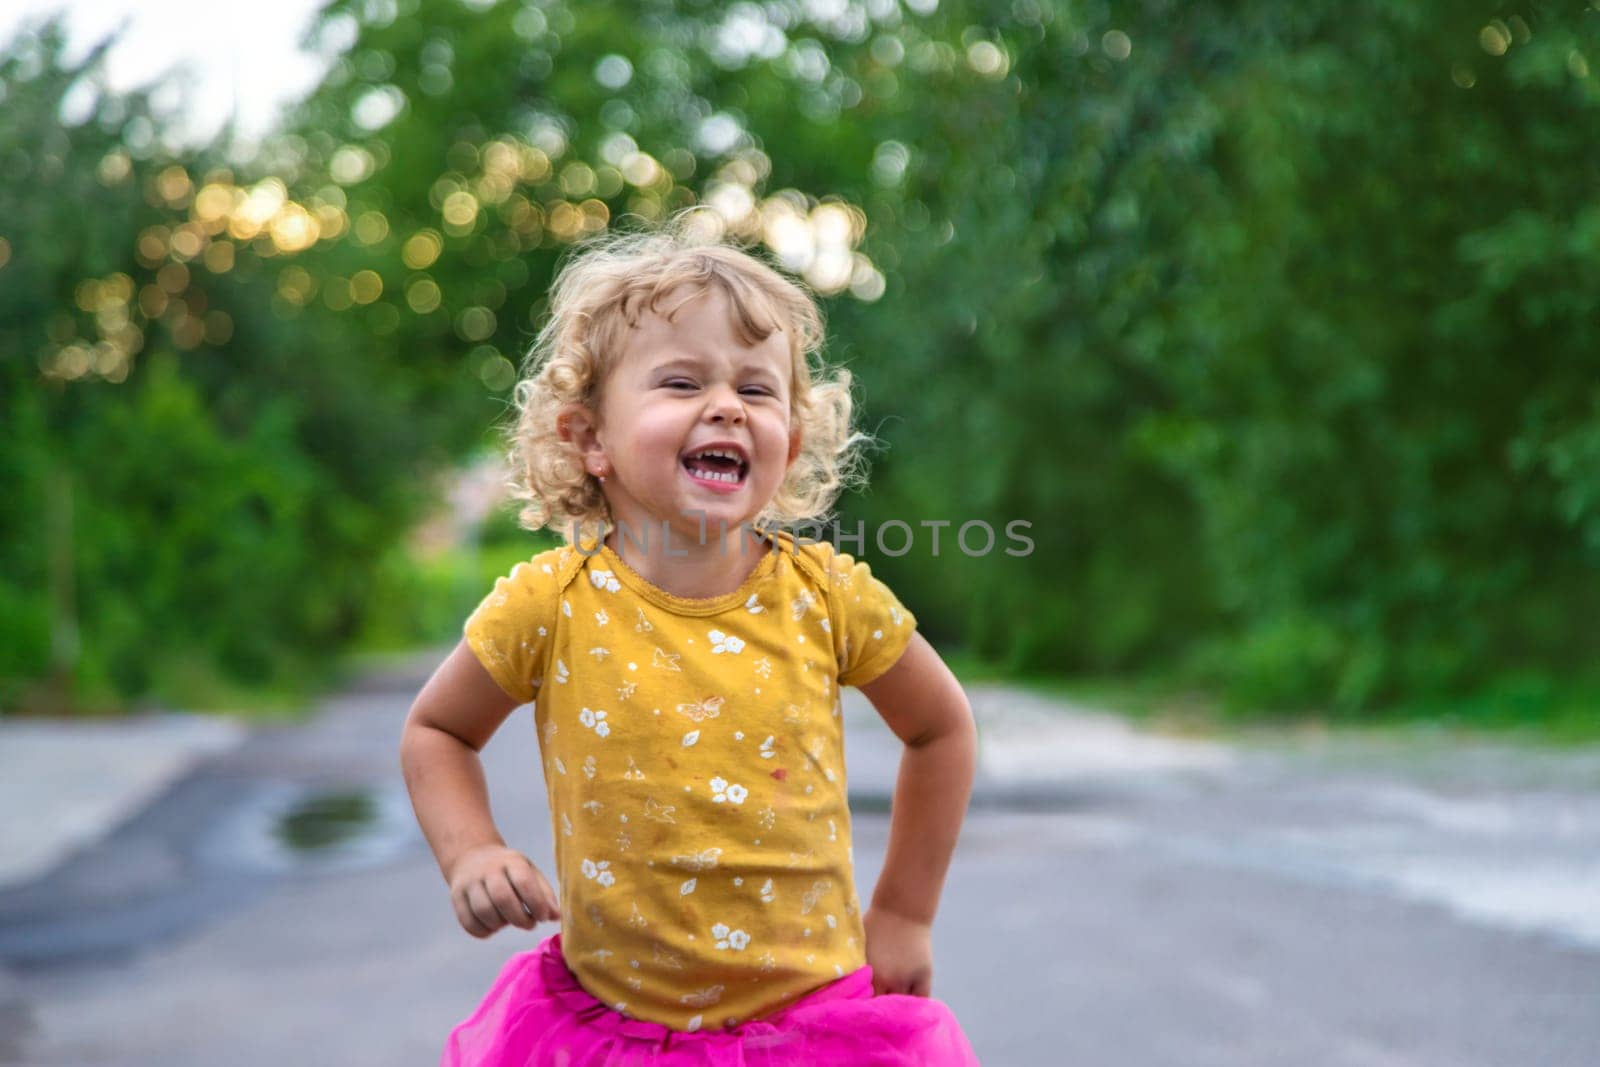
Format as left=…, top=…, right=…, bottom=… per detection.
left=856, top=631, right=978, bottom=997
left=400, top=639, right=561, bottom=938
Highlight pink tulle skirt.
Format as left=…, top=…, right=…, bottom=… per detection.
left=442, top=935, right=980, bottom=1066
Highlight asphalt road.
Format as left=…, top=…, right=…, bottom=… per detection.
left=2, top=667, right=1596, bottom=1066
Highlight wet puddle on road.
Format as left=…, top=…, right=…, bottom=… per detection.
left=0, top=779, right=424, bottom=967
left=274, top=789, right=379, bottom=854
left=203, top=781, right=420, bottom=875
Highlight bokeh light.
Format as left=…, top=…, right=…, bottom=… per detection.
left=350, top=270, right=384, bottom=304
left=456, top=306, right=496, bottom=342
left=1102, top=31, right=1132, bottom=62
left=402, top=229, right=443, bottom=269
left=406, top=277, right=442, bottom=313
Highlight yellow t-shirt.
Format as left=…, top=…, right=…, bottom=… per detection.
left=463, top=528, right=917, bottom=1031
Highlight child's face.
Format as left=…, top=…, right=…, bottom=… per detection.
left=575, top=285, right=802, bottom=544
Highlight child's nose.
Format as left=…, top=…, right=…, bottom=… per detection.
left=704, top=385, right=746, bottom=423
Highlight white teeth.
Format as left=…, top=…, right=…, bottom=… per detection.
left=689, top=448, right=743, bottom=464
left=684, top=446, right=746, bottom=485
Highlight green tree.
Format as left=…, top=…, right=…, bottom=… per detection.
left=8, top=1, right=1599, bottom=725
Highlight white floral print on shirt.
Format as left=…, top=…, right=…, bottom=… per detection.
left=708, top=630, right=745, bottom=655
left=710, top=923, right=751, bottom=950
left=580, top=858, right=615, bottom=888
left=708, top=776, right=748, bottom=805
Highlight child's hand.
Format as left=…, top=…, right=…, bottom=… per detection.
left=446, top=844, right=561, bottom=938
left=863, top=905, right=934, bottom=997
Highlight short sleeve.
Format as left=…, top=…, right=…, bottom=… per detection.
left=828, top=550, right=918, bottom=688
left=463, top=555, right=560, bottom=703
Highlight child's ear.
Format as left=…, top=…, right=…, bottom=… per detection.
left=557, top=404, right=608, bottom=474
left=786, top=427, right=804, bottom=467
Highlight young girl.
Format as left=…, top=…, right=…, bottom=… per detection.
left=401, top=214, right=980, bottom=1065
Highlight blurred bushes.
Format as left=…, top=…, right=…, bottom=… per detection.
left=0, top=24, right=483, bottom=711
left=358, top=516, right=559, bottom=654
left=824, top=1, right=1600, bottom=717
left=4, top=2, right=1599, bottom=724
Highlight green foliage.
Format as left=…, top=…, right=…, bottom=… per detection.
left=5, top=1, right=1598, bottom=728
left=813, top=0, right=1600, bottom=716
left=0, top=22, right=464, bottom=710
left=357, top=521, right=560, bottom=652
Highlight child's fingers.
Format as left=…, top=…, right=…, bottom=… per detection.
left=454, top=886, right=494, bottom=938
left=504, top=867, right=544, bottom=924
left=533, top=866, right=562, bottom=921
left=490, top=869, right=537, bottom=929
left=873, top=967, right=927, bottom=996
left=509, top=857, right=562, bottom=923
left=465, top=882, right=506, bottom=936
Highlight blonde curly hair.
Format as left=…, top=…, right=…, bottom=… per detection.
left=507, top=209, right=873, bottom=542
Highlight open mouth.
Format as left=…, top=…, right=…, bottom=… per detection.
left=681, top=446, right=749, bottom=487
